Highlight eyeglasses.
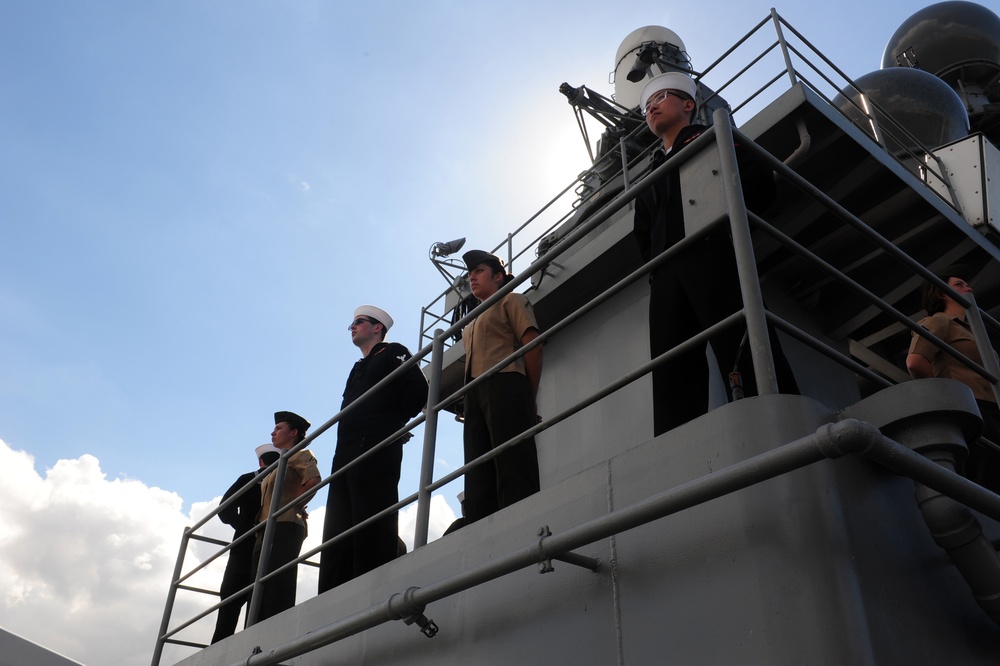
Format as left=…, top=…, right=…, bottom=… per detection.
left=348, top=317, right=377, bottom=330
left=642, top=89, right=691, bottom=115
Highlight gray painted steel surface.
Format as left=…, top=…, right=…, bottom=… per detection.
left=0, top=628, right=86, bottom=666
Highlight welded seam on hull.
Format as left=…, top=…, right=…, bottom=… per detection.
left=607, top=460, right=625, bottom=666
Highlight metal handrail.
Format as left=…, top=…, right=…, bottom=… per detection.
left=416, top=7, right=964, bottom=352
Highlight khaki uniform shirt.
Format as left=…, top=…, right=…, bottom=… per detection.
left=258, top=449, right=321, bottom=529
left=909, top=312, right=995, bottom=403
left=463, top=292, right=538, bottom=380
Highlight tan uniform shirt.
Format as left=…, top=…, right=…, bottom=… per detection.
left=258, top=449, right=321, bottom=529
left=463, top=292, right=538, bottom=380
left=909, top=312, right=996, bottom=403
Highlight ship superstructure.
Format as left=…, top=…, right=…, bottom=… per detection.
left=155, top=4, right=1000, bottom=664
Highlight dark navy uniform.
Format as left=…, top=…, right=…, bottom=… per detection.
left=634, top=123, right=797, bottom=435
left=210, top=470, right=261, bottom=643
left=318, top=341, right=427, bottom=592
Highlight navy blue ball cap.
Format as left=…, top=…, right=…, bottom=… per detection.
left=274, top=411, right=310, bottom=434
left=462, top=249, right=505, bottom=273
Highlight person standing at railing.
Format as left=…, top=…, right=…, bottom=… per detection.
left=252, top=411, right=320, bottom=621
left=461, top=249, right=541, bottom=523
left=906, top=267, right=1000, bottom=492
left=210, top=443, right=281, bottom=643
left=632, top=71, right=798, bottom=436
left=318, top=306, right=428, bottom=593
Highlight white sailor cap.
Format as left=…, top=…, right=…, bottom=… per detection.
left=255, top=443, right=280, bottom=459
left=639, top=72, right=698, bottom=110
left=354, top=305, right=393, bottom=331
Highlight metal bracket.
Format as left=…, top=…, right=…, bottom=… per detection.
left=245, top=646, right=293, bottom=666
left=387, top=586, right=439, bottom=639
left=403, top=613, right=440, bottom=638
left=536, top=525, right=602, bottom=573
left=537, top=526, right=555, bottom=573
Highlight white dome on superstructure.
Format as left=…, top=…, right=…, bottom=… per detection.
left=613, top=26, right=692, bottom=111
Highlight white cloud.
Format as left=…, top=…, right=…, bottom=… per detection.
left=286, top=173, right=311, bottom=192
left=0, top=438, right=459, bottom=666
left=0, top=438, right=204, bottom=665
left=399, top=493, right=457, bottom=552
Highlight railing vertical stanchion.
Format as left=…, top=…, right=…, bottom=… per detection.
left=714, top=109, right=778, bottom=395
left=414, top=329, right=445, bottom=549
left=770, top=9, right=799, bottom=87
left=965, top=294, right=1000, bottom=406
left=150, top=528, right=193, bottom=666
left=246, top=453, right=289, bottom=627
left=620, top=136, right=632, bottom=195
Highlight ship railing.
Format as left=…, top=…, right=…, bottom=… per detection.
left=696, top=8, right=959, bottom=206
left=740, top=128, right=1000, bottom=454
left=150, top=343, right=436, bottom=664
left=411, top=109, right=1000, bottom=568
left=154, top=108, right=1000, bottom=666
left=417, top=8, right=964, bottom=354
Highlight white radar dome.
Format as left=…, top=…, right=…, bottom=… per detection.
left=613, top=26, right=692, bottom=111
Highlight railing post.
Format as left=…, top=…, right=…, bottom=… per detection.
left=246, top=453, right=289, bottom=627
left=419, top=306, right=428, bottom=352
left=713, top=109, right=779, bottom=395
left=770, top=9, right=799, bottom=88
left=150, top=528, right=193, bottom=666
left=413, top=329, right=445, bottom=548
left=620, top=136, right=632, bottom=195
left=857, top=92, right=886, bottom=149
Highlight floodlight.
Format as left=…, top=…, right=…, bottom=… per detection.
left=431, top=238, right=467, bottom=257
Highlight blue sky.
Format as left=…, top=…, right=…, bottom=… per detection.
left=0, top=0, right=956, bottom=663
left=0, top=0, right=920, bottom=513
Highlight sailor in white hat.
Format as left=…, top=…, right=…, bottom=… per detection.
left=318, top=304, right=428, bottom=593
left=351, top=305, right=394, bottom=342
left=639, top=71, right=699, bottom=152
left=633, top=67, right=797, bottom=438
left=210, top=442, right=283, bottom=643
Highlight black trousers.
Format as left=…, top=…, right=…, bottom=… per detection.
left=249, top=522, right=304, bottom=622
left=210, top=538, right=255, bottom=643
left=649, top=235, right=798, bottom=435
left=317, top=439, right=402, bottom=593
left=463, top=372, right=540, bottom=523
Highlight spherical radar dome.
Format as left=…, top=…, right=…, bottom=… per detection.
left=613, top=26, right=691, bottom=111
left=837, top=67, right=969, bottom=155
left=881, top=1, right=1000, bottom=86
